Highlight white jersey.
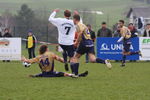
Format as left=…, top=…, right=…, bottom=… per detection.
left=48, top=11, right=76, bottom=45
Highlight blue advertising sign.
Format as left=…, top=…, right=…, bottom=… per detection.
left=97, top=37, right=139, bottom=60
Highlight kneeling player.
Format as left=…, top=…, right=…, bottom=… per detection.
left=70, top=14, right=112, bottom=76
left=22, top=45, right=88, bottom=78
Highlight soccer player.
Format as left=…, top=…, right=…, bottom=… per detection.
left=117, top=20, right=142, bottom=67
left=71, top=14, right=112, bottom=76
left=48, top=9, right=76, bottom=73
left=22, top=45, right=88, bottom=78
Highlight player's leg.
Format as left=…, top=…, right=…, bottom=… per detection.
left=60, top=45, right=70, bottom=71
left=85, top=53, right=89, bottom=63
left=121, top=43, right=130, bottom=67
left=70, top=53, right=82, bottom=75
left=88, top=53, right=112, bottom=69
left=62, top=51, right=69, bottom=71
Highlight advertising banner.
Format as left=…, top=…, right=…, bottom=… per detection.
left=0, top=38, right=21, bottom=60
left=97, top=37, right=139, bottom=60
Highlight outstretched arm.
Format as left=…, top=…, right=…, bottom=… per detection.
left=53, top=54, right=64, bottom=63
left=21, top=56, right=38, bottom=64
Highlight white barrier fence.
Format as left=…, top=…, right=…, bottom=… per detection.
left=0, top=38, right=21, bottom=60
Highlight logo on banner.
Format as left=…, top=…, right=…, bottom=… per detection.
left=0, top=39, right=10, bottom=46
left=142, top=39, right=150, bottom=44
left=100, top=43, right=134, bottom=51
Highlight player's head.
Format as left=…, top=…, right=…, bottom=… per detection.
left=64, top=10, right=71, bottom=18
left=73, top=14, right=80, bottom=25
left=118, top=20, right=125, bottom=27
left=39, top=45, right=48, bottom=55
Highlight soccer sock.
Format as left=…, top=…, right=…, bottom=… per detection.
left=96, top=58, right=105, bottom=64
left=62, top=52, right=68, bottom=63
left=122, top=55, right=126, bottom=64
left=70, top=63, right=79, bottom=75
left=130, top=51, right=139, bottom=55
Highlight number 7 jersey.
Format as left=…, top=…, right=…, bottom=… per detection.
left=49, top=11, right=76, bottom=45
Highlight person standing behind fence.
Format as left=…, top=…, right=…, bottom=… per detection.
left=26, top=30, right=37, bottom=59
left=143, top=24, right=150, bottom=37
left=85, top=24, right=96, bottom=63
left=3, top=28, right=12, bottom=62
left=97, top=22, right=112, bottom=37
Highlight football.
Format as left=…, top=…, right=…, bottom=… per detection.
left=22, top=62, right=31, bottom=68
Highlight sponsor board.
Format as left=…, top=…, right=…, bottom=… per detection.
left=0, top=38, right=21, bottom=60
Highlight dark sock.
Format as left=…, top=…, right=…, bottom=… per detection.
left=62, top=52, right=68, bottom=63
left=70, top=63, right=79, bottom=75
left=130, top=51, right=139, bottom=55
left=96, top=58, right=105, bottom=64
left=122, top=55, right=126, bottom=64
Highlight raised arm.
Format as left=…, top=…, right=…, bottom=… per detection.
left=48, top=9, right=60, bottom=26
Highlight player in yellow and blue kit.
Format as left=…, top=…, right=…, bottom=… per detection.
left=22, top=45, right=88, bottom=77
left=70, top=14, right=112, bottom=76
left=117, top=20, right=142, bottom=67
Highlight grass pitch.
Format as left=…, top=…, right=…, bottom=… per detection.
left=0, top=57, right=150, bottom=100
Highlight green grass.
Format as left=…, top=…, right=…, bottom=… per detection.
left=0, top=45, right=150, bottom=100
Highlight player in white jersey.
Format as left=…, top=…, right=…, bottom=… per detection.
left=48, top=9, right=76, bottom=74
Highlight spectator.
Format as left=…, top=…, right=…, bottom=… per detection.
left=113, top=25, right=122, bottom=37
left=3, top=28, right=12, bottom=37
left=143, top=24, right=150, bottom=37
left=97, top=22, right=112, bottom=37
left=85, top=24, right=96, bottom=63
left=26, top=30, right=37, bottom=59
left=3, top=28, right=12, bottom=62
left=128, top=23, right=138, bottom=38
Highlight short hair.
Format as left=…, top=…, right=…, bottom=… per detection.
left=102, top=22, right=106, bottom=25
left=119, top=20, right=125, bottom=24
left=4, top=28, right=9, bottom=31
left=64, top=10, right=71, bottom=17
left=39, top=45, right=48, bottom=55
left=146, top=23, right=150, bottom=26
left=73, top=14, right=80, bottom=21
left=128, top=23, right=133, bottom=26
left=87, top=24, right=91, bottom=27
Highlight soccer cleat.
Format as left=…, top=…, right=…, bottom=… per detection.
left=64, top=63, right=69, bottom=71
left=105, top=59, right=112, bottom=69
left=120, top=63, right=125, bottom=67
left=139, top=51, right=142, bottom=57
left=79, top=71, right=88, bottom=77
left=71, top=74, right=79, bottom=78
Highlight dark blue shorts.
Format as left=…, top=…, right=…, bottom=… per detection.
left=123, top=43, right=131, bottom=52
left=76, top=43, right=95, bottom=55
left=60, top=44, right=75, bottom=57
left=35, top=71, right=65, bottom=77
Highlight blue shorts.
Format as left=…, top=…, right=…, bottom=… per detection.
left=34, top=71, right=65, bottom=77
left=76, top=42, right=95, bottom=55
left=123, top=39, right=131, bottom=52
left=60, top=44, right=75, bottom=57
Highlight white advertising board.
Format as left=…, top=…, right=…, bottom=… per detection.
left=0, top=38, right=21, bottom=60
